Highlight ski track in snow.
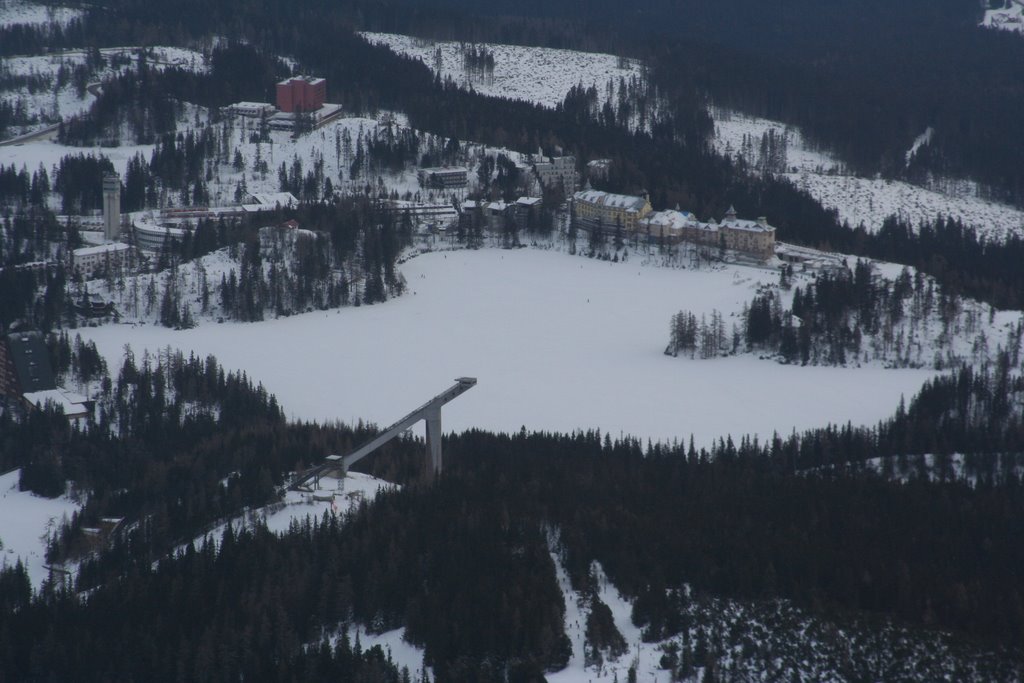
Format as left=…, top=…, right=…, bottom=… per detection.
left=547, top=540, right=672, bottom=682
left=79, top=248, right=937, bottom=449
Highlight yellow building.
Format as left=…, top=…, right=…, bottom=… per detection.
left=572, top=190, right=652, bottom=234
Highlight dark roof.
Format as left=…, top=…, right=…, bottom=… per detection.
left=6, top=331, right=55, bottom=393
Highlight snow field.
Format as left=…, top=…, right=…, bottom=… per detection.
left=1, top=47, right=209, bottom=140
left=0, top=468, right=83, bottom=589
left=360, top=32, right=644, bottom=110
left=712, top=110, right=1024, bottom=240
left=0, top=0, right=82, bottom=28
left=79, top=248, right=936, bottom=449
left=982, top=0, right=1024, bottom=35
left=0, top=138, right=156, bottom=179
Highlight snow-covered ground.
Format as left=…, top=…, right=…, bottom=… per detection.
left=0, top=0, right=82, bottom=28
left=0, top=468, right=83, bottom=589
left=331, top=625, right=430, bottom=681
left=824, top=452, right=1024, bottom=486
left=1, top=47, right=208, bottom=140
left=185, top=472, right=395, bottom=555
left=0, top=137, right=156, bottom=177
left=362, top=33, right=1024, bottom=240
left=360, top=32, right=644, bottom=110
left=712, top=110, right=1024, bottom=240
left=548, top=542, right=670, bottom=683
left=79, top=248, right=936, bottom=448
left=982, top=0, right=1024, bottom=34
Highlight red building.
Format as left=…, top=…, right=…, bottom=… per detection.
left=276, top=76, right=326, bottom=113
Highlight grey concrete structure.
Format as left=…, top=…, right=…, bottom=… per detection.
left=102, top=173, right=120, bottom=242
left=292, top=378, right=477, bottom=489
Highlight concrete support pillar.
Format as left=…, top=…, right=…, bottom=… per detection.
left=425, top=406, right=443, bottom=475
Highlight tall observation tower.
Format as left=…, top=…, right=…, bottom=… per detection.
left=102, top=173, right=120, bottom=242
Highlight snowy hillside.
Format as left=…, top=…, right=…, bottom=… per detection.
left=360, top=33, right=1024, bottom=240
left=982, top=0, right=1024, bottom=34
left=184, top=471, right=395, bottom=555
left=544, top=535, right=1019, bottom=682
left=0, top=46, right=208, bottom=140
left=712, top=110, right=1024, bottom=240
left=79, top=248, right=937, bottom=448
left=0, top=0, right=82, bottom=28
left=360, top=32, right=644, bottom=111
left=0, top=469, right=82, bottom=589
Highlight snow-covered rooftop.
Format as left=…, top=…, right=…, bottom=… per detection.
left=573, top=190, right=648, bottom=212
left=247, top=192, right=297, bottom=207
left=23, top=388, right=90, bottom=416
left=73, top=242, right=131, bottom=257
left=721, top=217, right=775, bottom=234
left=641, top=210, right=696, bottom=231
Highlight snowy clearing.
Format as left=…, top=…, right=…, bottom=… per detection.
left=79, top=248, right=935, bottom=448
left=0, top=137, right=156, bottom=178
left=183, top=472, right=395, bottom=556
left=360, top=32, right=643, bottom=110
left=548, top=540, right=671, bottom=683
left=713, top=110, right=1024, bottom=240
left=1, top=47, right=209, bottom=140
left=982, top=0, right=1024, bottom=35
left=0, top=468, right=82, bottom=589
left=0, top=0, right=82, bottom=28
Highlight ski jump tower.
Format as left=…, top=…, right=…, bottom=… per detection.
left=292, top=377, right=477, bottom=489
left=102, top=173, right=120, bottom=242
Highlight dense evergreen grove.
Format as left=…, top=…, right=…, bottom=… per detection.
left=3, top=406, right=1024, bottom=679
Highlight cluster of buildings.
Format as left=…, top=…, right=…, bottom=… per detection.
left=69, top=170, right=299, bottom=280
left=0, top=328, right=90, bottom=421
left=571, top=189, right=777, bottom=261
left=459, top=196, right=543, bottom=233
left=533, top=155, right=578, bottom=193
left=70, top=173, right=130, bottom=280
left=418, top=167, right=469, bottom=190
left=227, top=76, right=342, bottom=131
left=132, top=192, right=298, bottom=252
left=416, top=153, right=581, bottom=197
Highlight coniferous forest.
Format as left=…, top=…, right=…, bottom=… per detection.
left=3, top=0, right=1024, bottom=680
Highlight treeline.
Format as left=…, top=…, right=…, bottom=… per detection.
left=0, top=162, right=50, bottom=208
left=669, top=260, right=1018, bottom=368
left=5, top=414, right=1024, bottom=680
left=117, top=199, right=411, bottom=327
left=0, top=262, right=68, bottom=333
